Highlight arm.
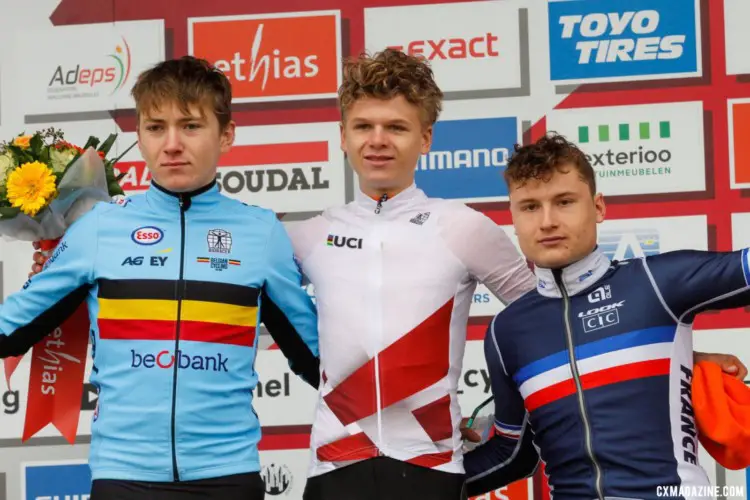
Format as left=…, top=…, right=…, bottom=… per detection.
left=0, top=207, right=98, bottom=357
left=443, top=205, right=536, bottom=305
left=645, top=249, right=750, bottom=323
left=261, top=217, right=320, bottom=389
left=463, top=320, right=540, bottom=496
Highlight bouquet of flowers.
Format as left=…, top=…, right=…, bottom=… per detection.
left=0, top=127, right=133, bottom=252
left=0, top=127, right=135, bottom=443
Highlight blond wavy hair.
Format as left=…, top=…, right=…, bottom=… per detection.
left=338, top=48, right=444, bottom=127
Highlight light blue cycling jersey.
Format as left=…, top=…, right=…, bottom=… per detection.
left=0, top=181, right=319, bottom=482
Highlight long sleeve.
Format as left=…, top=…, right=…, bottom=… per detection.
left=644, top=249, right=750, bottom=323
left=0, top=205, right=99, bottom=357
left=261, top=217, right=320, bottom=388
left=441, top=203, right=536, bottom=305
left=464, top=320, right=540, bottom=496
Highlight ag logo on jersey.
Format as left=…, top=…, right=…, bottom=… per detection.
left=578, top=299, right=625, bottom=332
left=132, top=226, right=164, bottom=245
left=588, top=285, right=612, bottom=303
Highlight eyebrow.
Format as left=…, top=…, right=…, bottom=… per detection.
left=143, top=115, right=205, bottom=123
left=514, top=191, right=579, bottom=204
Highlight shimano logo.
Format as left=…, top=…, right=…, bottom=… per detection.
left=559, top=10, right=685, bottom=64
left=588, top=285, right=612, bottom=303
left=418, top=148, right=508, bottom=170
left=131, top=350, right=228, bottom=372
left=578, top=300, right=625, bottom=332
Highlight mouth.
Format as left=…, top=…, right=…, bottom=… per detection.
left=364, top=154, right=394, bottom=166
left=161, top=161, right=189, bottom=168
left=538, top=236, right=566, bottom=247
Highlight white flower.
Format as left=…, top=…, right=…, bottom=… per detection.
left=49, top=148, right=76, bottom=173
left=0, top=151, right=16, bottom=186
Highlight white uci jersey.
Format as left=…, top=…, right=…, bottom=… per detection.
left=287, top=183, right=536, bottom=477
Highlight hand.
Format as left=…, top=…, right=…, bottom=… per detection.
left=29, top=241, right=47, bottom=278
left=460, top=417, right=482, bottom=443
left=694, top=351, right=748, bottom=380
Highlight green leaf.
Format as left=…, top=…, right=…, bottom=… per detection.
left=39, top=147, right=51, bottom=166
left=83, top=136, right=100, bottom=150
left=30, top=134, right=44, bottom=157
left=0, top=206, right=21, bottom=219
left=98, top=133, right=117, bottom=156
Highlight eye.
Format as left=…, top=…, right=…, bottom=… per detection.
left=185, top=123, right=201, bottom=130
left=558, top=198, right=574, bottom=206
left=354, top=123, right=370, bottom=130
left=145, top=124, right=162, bottom=132
left=521, top=203, right=538, bottom=212
left=389, top=125, right=407, bottom=131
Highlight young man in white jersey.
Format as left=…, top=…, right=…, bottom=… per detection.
left=31, top=50, right=745, bottom=500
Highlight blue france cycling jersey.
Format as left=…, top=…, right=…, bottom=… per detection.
left=0, top=181, right=319, bottom=482
left=464, top=247, right=750, bottom=500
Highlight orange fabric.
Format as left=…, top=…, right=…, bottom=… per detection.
left=692, top=361, right=750, bottom=470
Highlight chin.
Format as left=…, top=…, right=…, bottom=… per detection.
left=533, top=250, right=572, bottom=270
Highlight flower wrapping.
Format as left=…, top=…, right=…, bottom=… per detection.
left=0, top=128, right=133, bottom=443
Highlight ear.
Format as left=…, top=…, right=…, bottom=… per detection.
left=421, top=125, right=433, bottom=155
left=339, top=121, right=346, bottom=154
left=594, top=192, right=606, bottom=223
left=220, top=121, right=236, bottom=154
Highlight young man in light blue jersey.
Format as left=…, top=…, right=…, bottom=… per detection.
left=4, top=56, right=319, bottom=500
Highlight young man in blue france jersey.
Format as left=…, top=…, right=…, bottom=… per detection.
left=2, top=56, right=319, bottom=500
left=463, top=133, right=749, bottom=500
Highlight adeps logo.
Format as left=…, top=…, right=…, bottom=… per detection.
left=548, top=0, right=701, bottom=84
left=48, top=38, right=132, bottom=95
left=414, top=117, right=519, bottom=202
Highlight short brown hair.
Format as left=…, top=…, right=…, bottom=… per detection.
left=338, top=48, right=444, bottom=127
left=505, top=132, right=597, bottom=195
left=131, top=56, right=232, bottom=130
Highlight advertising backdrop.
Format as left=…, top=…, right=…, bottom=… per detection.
left=0, top=0, right=749, bottom=499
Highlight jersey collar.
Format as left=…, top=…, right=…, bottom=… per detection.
left=534, top=246, right=612, bottom=298
left=146, top=180, right=222, bottom=212
left=354, top=182, right=427, bottom=218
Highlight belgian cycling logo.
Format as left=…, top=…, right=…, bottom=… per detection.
left=326, top=234, right=363, bottom=249
left=588, top=285, right=612, bottom=303
left=261, top=463, right=293, bottom=495
left=207, top=229, right=232, bottom=253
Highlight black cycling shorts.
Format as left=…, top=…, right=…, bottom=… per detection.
left=90, top=471, right=265, bottom=500
left=303, top=456, right=467, bottom=500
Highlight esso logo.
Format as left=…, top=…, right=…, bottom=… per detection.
left=131, top=226, right=164, bottom=245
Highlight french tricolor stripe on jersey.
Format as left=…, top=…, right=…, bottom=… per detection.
left=516, top=326, right=676, bottom=412
left=494, top=421, right=523, bottom=439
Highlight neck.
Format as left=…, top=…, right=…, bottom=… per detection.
left=361, top=183, right=410, bottom=201
left=533, top=246, right=611, bottom=299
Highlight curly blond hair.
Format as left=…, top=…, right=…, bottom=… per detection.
left=338, top=48, right=444, bottom=127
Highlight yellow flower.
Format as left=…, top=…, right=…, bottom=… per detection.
left=6, top=161, right=57, bottom=216
left=12, top=135, right=31, bottom=149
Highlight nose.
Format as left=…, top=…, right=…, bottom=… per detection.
left=539, top=204, right=558, bottom=231
left=163, top=127, right=183, bottom=155
left=367, top=125, right=388, bottom=148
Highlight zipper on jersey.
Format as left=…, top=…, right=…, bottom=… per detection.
left=170, top=194, right=189, bottom=482
left=552, top=269, right=604, bottom=500
left=374, top=193, right=388, bottom=214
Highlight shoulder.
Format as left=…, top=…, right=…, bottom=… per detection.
left=219, top=196, right=280, bottom=228
left=490, top=290, right=541, bottom=335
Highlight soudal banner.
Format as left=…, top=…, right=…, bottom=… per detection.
left=114, top=122, right=346, bottom=213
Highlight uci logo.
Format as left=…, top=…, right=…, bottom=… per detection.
left=132, top=226, right=164, bottom=245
